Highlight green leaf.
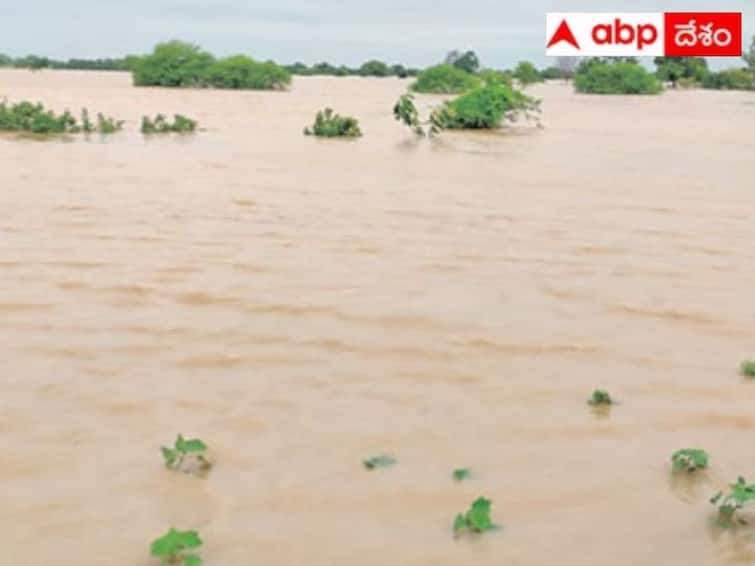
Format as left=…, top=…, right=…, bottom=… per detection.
left=184, top=555, right=203, bottom=566
left=453, top=513, right=467, bottom=534
left=174, top=435, right=208, bottom=454
left=363, top=455, right=397, bottom=470
left=150, top=528, right=202, bottom=558
left=740, top=360, right=755, bottom=377
left=466, top=497, right=494, bottom=532
left=453, top=468, right=471, bottom=482
left=161, top=447, right=178, bottom=468
left=588, top=389, right=612, bottom=406
left=671, top=449, right=709, bottom=472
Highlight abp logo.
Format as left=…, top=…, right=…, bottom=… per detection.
left=546, top=12, right=742, bottom=57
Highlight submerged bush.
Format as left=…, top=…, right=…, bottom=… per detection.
left=588, top=389, right=613, bottom=406
left=0, top=101, right=122, bottom=134
left=710, top=477, right=755, bottom=524
left=205, top=55, right=290, bottom=90
left=654, top=56, right=708, bottom=88
left=394, top=83, right=539, bottom=136
left=672, top=449, right=709, bottom=472
left=132, top=41, right=214, bottom=87
left=141, top=114, right=197, bottom=134
left=740, top=360, right=755, bottom=378
left=574, top=60, right=663, bottom=95
left=304, top=108, right=362, bottom=137
left=513, top=61, right=543, bottom=87
left=430, top=82, right=541, bottom=130
left=702, top=69, right=754, bottom=91
left=132, top=41, right=290, bottom=90
left=410, top=64, right=481, bottom=94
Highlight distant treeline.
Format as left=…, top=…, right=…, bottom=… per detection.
left=0, top=53, right=131, bottom=71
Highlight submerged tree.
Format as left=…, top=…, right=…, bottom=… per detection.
left=654, top=56, right=708, bottom=88
left=444, top=50, right=481, bottom=74
left=513, top=61, right=543, bottom=87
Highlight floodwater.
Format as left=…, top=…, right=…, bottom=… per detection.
left=1, top=69, right=755, bottom=565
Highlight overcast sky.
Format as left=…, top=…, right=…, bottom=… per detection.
left=3, top=1, right=752, bottom=68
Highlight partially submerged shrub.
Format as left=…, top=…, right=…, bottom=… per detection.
left=479, top=69, right=513, bottom=87
left=141, top=114, right=197, bottom=134
left=710, top=477, right=755, bottom=525
left=588, top=389, right=613, bottom=406
left=132, top=41, right=290, bottom=90
left=702, top=68, right=754, bottom=91
left=132, top=41, right=214, bottom=87
left=445, top=50, right=481, bottom=74
left=393, top=94, right=431, bottom=136
left=205, top=55, right=291, bottom=90
left=394, top=84, right=539, bottom=136
left=0, top=101, right=122, bottom=134
left=575, top=60, right=663, bottom=94
left=304, top=108, right=362, bottom=137
left=454, top=497, right=498, bottom=536
left=161, top=434, right=211, bottom=473
left=672, top=449, right=709, bottom=472
left=513, top=61, right=544, bottom=87
left=654, top=56, right=708, bottom=88
left=453, top=468, right=472, bottom=481
left=430, top=82, right=541, bottom=130
left=410, top=63, right=481, bottom=94
left=740, top=360, right=755, bottom=378
left=150, top=528, right=203, bottom=565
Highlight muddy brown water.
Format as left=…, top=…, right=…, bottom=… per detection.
left=1, top=69, right=755, bottom=565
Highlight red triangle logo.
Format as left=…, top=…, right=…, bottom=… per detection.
left=547, top=19, right=580, bottom=49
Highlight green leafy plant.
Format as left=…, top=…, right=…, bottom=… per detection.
left=588, top=389, right=613, bottom=406
left=392, top=94, right=434, bottom=136
left=96, top=113, right=125, bottom=134
left=672, top=449, right=709, bottom=472
left=454, top=497, right=498, bottom=535
left=204, top=54, right=291, bottom=90
left=710, top=477, right=755, bottom=524
left=453, top=468, right=472, bottom=481
left=740, top=360, right=755, bottom=378
left=131, top=41, right=291, bottom=90
left=161, top=434, right=211, bottom=472
left=430, top=82, right=541, bottom=130
left=513, top=61, right=544, bottom=87
left=363, top=455, right=396, bottom=470
left=654, top=56, right=708, bottom=88
left=0, top=100, right=122, bottom=134
left=150, top=528, right=203, bottom=565
left=444, top=50, right=481, bottom=74
left=141, top=114, right=198, bottom=134
left=575, top=59, right=663, bottom=94
left=702, top=68, right=754, bottom=91
left=132, top=41, right=215, bottom=87
left=304, top=108, right=362, bottom=137
left=410, top=63, right=481, bottom=94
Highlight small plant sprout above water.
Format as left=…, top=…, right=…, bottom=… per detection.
left=453, top=497, right=498, bottom=536
left=393, top=94, right=438, bottom=136
left=150, top=528, right=203, bottom=565
left=363, top=455, right=397, bottom=470
left=304, top=108, right=362, bottom=137
left=740, top=360, right=755, bottom=378
left=672, top=449, right=709, bottom=472
left=453, top=468, right=472, bottom=482
left=710, top=477, right=755, bottom=525
left=141, top=114, right=198, bottom=134
left=161, top=434, right=211, bottom=473
left=588, top=389, right=613, bottom=406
